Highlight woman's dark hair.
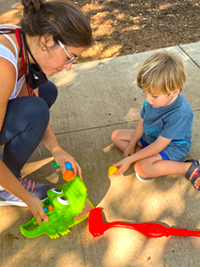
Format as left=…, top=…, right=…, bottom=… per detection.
left=20, top=0, right=93, bottom=47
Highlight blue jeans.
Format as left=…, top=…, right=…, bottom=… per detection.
left=0, top=81, right=58, bottom=178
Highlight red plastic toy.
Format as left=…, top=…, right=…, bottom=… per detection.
left=89, top=207, right=200, bottom=238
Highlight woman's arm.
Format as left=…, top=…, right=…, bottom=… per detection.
left=33, top=86, right=82, bottom=177
left=0, top=59, right=48, bottom=224
left=0, top=160, right=48, bottom=224
left=41, top=124, right=82, bottom=177
left=0, top=58, right=16, bottom=131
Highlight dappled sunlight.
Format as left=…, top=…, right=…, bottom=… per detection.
left=1, top=207, right=20, bottom=233
left=0, top=5, right=22, bottom=25
left=159, top=3, right=176, bottom=10
left=122, top=25, right=141, bottom=31
left=92, top=11, right=110, bottom=24
left=2, top=0, right=200, bottom=64
left=103, top=230, right=142, bottom=266
left=115, top=12, right=125, bottom=21
left=82, top=43, right=123, bottom=60
left=81, top=2, right=104, bottom=13
left=139, top=186, right=186, bottom=223
left=80, top=0, right=200, bottom=62
left=1, top=1, right=200, bottom=267
left=99, top=171, right=200, bottom=228
left=102, top=230, right=169, bottom=266
left=90, top=170, right=200, bottom=265
left=2, top=250, right=23, bottom=267
left=21, top=157, right=54, bottom=178
left=45, top=172, right=59, bottom=184
left=50, top=56, right=117, bottom=88
left=101, top=44, right=123, bottom=58
left=57, top=252, right=83, bottom=266
left=124, top=107, right=140, bottom=123
left=93, top=19, right=114, bottom=37
left=81, top=43, right=104, bottom=59
left=53, top=73, right=78, bottom=88
left=103, top=143, right=114, bottom=153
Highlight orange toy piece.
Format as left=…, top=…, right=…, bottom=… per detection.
left=62, top=170, right=74, bottom=181
left=48, top=205, right=54, bottom=211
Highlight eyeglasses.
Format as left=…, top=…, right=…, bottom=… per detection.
left=57, top=40, right=78, bottom=64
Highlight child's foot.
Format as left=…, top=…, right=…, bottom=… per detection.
left=185, top=160, right=200, bottom=190
left=0, top=178, right=52, bottom=206
left=136, top=173, right=154, bottom=182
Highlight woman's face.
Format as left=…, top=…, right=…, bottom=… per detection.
left=31, top=36, right=87, bottom=76
left=38, top=45, right=86, bottom=76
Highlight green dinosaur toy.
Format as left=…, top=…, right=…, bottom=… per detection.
left=20, top=176, right=94, bottom=239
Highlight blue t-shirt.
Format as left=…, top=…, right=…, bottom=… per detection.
left=140, top=93, right=193, bottom=161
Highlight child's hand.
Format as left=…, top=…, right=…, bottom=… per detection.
left=113, top=157, right=132, bottom=176
left=124, top=144, right=135, bottom=158
left=27, top=194, right=49, bottom=225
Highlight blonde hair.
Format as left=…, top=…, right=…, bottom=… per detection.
left=137, top=51, right=186, bottom=94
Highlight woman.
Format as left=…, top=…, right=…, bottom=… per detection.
left=0, top=0, right=93, bottom=224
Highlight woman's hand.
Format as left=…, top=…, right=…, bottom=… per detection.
left=26, top=194, right=49, bottom=225
left=112, top=157, right=132, bottom=176
left=51, top=146, right=82, bottom=178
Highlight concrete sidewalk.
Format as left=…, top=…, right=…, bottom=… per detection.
left=1, top=41, right=200, bottom=267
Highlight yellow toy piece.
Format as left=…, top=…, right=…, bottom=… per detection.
left=108, top=165, right=118, bottom=176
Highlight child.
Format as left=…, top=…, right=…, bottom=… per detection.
left=111, top=51, right=200, bottom=191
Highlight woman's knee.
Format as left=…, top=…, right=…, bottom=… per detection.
left=6, top=96, right=49, bottom=126
left=23, top=97, right=49, bottom=127
left=0, top=96, right=49, bottom=151
left=39, top=81, right=58, bottom=108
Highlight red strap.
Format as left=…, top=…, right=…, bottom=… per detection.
left=15, top=28, right=32, bottom=96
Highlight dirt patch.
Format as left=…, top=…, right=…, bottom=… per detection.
left=1, top=0, right=200, bottom=63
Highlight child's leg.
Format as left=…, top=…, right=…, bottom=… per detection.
left=112, top=131, right=200, bottom=190
left=111, top=129, right=142, bottom=152
left=134, top=154, right=191, bottom=177
left=134, top=155, right=199, bottom=185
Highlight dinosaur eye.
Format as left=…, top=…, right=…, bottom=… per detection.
left=50, top=188, right=63, bottom=194
left=57, top=196, right=70, bottom=205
